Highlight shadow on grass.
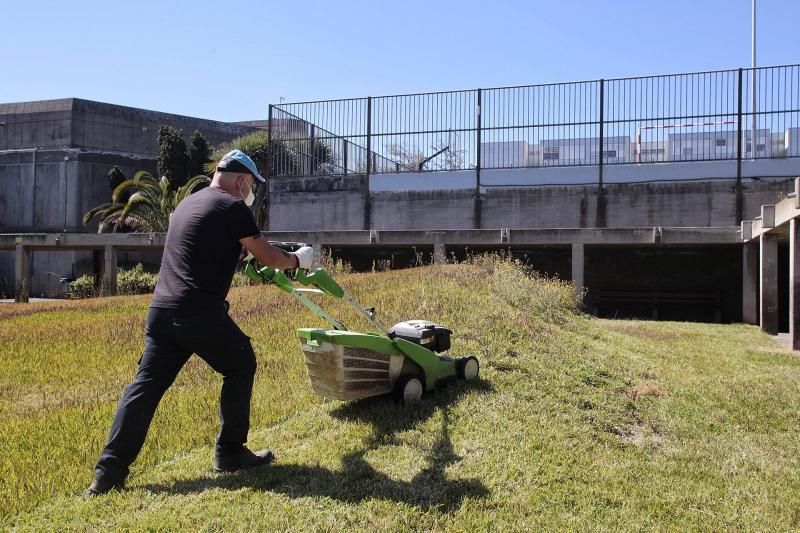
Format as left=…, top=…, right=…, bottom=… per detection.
left=141, top=379, right=494, bottom=513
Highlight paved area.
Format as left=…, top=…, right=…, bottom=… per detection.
left=0, top=297, right=61, bottom=304
left=775, top=332, right=793, bottom=350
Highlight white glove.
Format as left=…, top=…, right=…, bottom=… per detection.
left=293, top=246, right=314, bottom=269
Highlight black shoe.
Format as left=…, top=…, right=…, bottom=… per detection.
left=213, top=448, right=275, bottom=473
left=83, top=476, right=125, bottom=499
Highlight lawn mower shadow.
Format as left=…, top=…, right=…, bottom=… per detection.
left=141, top=379, right=493, bottom=513
left=329, top=377, right=494, bottom=447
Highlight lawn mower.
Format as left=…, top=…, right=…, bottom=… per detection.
left=244, top=243, right=479, bottom=405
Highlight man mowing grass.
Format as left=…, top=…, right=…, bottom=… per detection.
left=85, top=150, right=314, bottom=497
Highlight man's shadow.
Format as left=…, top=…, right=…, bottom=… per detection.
left=142, top=379, right=493, bottom=513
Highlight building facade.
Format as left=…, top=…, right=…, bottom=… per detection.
left=0, top=98, right=257, bottom=296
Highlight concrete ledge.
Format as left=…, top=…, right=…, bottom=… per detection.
left=264, top=227, right=742, bottom=246
left=370, top=170, right=475, bottom=192
left=0, top=233, right=167, bottom=251
left=744, top=177, right=800, bottom=241
left=2, top=227, right=741, bottom=251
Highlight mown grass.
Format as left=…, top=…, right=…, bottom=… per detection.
left=1, top=259, right=799, bottom=530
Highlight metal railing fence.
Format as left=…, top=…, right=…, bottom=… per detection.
left=268, top=64, right=800, bottom=178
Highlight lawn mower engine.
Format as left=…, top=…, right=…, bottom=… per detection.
left=388, top=320, right=452, bottom=353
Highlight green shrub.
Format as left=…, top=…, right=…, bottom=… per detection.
left=67, top=274, right=98, bottom=299
left=117, top=263, right=158, bottom=295
left=67, top=263, right=158, bottom=298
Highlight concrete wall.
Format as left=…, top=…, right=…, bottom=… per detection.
left=269, top=174, right=368, bottom=231
left=70, top=99, right=256, bottom=156
left=0, top=98, right=259, bottom=295
left=0, top=150, right=158, bottom=295
left=0, top=150, right=154, bottom=233
left=269, top=172, right=794, bottom=231
left=0, top=99, right=73, bottom=150
left=483, top=179, right=792, bottom=228
left=0, top=98, right=256, bottom=155
left=370, top=188, right=477, bottom=230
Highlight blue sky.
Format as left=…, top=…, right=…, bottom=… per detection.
left=2, top=0, right=798, bottom=122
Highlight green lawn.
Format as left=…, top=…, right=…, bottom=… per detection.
left=1, top=259, right=799, bottom=530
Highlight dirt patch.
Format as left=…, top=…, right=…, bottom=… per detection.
left=626, top=421, right=665, bottom=449
left=627, top=380, right=664, bottom=400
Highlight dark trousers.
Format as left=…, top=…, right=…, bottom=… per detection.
left=94, top=305, right=257, bottom=482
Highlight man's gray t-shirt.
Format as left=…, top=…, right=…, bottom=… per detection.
left=151, top=186, right=260, bottom=310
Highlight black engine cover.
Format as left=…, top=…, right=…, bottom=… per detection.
left=389, top=320, right=451, bottom=353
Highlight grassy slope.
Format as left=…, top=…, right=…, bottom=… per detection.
left=1, top=261, right=799, bottom=530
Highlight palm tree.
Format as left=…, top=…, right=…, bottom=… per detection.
left=83, top=171, right=209, bottom=233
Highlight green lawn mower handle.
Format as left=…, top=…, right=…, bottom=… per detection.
left=295, top=268, right=344, bottom=298
left=242, top=256, right=392, bottom=335
left=296, top=268, right=391, bottom=334
left=243, top=261, right=294, bottom=293
left=243, top=259, right=347, bottom=331
left=243, top=262, right=345, bottom=299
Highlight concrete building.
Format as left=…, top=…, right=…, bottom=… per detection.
left=669, top=129, right=771, bottom=161
left=538, top=136, right=630, bottom=166
left=635, top=141, right=669, bottom=163
left=0, top=98, right=256, bottom=296
left=787, top=127, right=800, bottom=158
left=479, top=141, right=530, bottom=168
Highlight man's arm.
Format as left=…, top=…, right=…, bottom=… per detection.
left=240, top=234, right=299, bottom=269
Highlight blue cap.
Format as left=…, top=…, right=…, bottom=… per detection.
left=216, top=149, right=266, bottom=183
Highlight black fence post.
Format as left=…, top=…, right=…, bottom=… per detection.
left=364, top=97, right=373, bottom=230
left=309, top=124, right=316, bottom=177
left=474, top=88, right=483, bottom=230
left=366, top=97, right=373, bottom=175
left=263, top=104, right=273, bottom=231
left=598, top=79, right=605, bottom=190
left=266, top=104, right=273, bottom=180
left=736, top=68, right=744, bottom=224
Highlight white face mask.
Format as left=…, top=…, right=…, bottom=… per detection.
left=244, top=189, right=255, bottom=207
left=239, top=180, right=255, bottom=207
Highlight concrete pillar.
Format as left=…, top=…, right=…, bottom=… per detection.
left=791, top=220, right=800, bottom=349
left=742, top=242, right=759, bottom=324
left=102, top=245, right=118, bottom=296
left=312, top=243, right=324, bottom=266
left=14, top=244, right=30, bottom=303
left=571, top=243, right=585, bottom=294
left=433, top=242, right=447, bottom=265
left=760, top=233, right=779, bottom=335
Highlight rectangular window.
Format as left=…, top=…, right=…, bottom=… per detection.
left=543, top=149, right=560, bottom=160
left=715, top=139, right=727, bottom=147
left=682, top=147, right=693, bottom=156
left=601, top=150, right=617, bottom=158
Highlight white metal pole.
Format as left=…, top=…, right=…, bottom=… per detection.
left=636, top=124, right=641, bottom=163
